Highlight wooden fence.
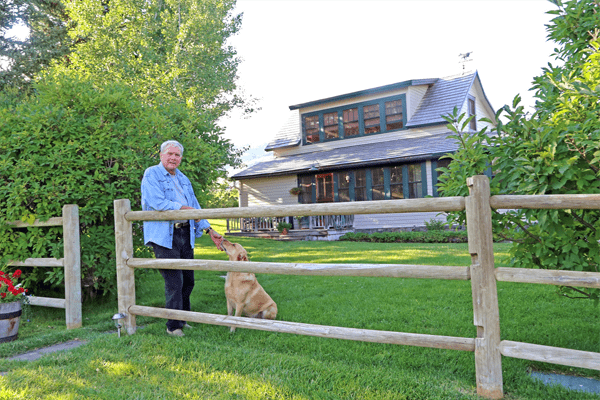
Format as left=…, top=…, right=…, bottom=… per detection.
left=114, top=176, right=600, bottom=399
left=6, top=205, right=82, bottom=329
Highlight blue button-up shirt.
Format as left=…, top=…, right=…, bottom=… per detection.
left=141, top=162, right=210, bottom=249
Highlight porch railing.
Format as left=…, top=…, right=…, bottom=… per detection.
left=226, top=215, right=354, bottom=233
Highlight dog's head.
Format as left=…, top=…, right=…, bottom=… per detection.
left=220, top=240, right=248, bottom=262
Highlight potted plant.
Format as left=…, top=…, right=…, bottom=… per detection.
left=276, top=222, right=292, bottom=235
left=289, top=187, right=303, bottom=196
left=0, top=269, right=29, bottom=342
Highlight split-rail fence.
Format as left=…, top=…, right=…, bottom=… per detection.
left=114, top=176, right=600, bottom=399
left=6, top=204, right=82, bottom=329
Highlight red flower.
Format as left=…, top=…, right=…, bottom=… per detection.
left=1, top=293, right=6, bottom=299
left=12, top=270, right=21, bottom=279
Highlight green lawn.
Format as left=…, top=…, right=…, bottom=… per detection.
left=0, top=221, right=598, bottom=399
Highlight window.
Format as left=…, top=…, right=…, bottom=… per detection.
left=299, top=175, right=313, bottom=204
left=371, top=167, right=385, bottom=200
left=323, top=112, right=339, bottom=140
left=468, top=97, right=476, bottom=131
left=385, top=99, right=403, bottom=131
left=336, top=172, right=350, bottom=202
left=343, top=108, right=359, bottom=137
left=390, top=165, right=403, bottom=199
left=407, top=164, right=423, bottom=198
left=304, top=115, right=320, bottom=143
left=354, top=170, right=367, bottom=201
left=301, top=94, right=406, bottom=144
left=316, top=173, right=334, bottom=203
left=363, top=104, right=381, bottom=134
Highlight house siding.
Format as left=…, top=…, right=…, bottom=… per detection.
left=240, top=176, right=299, bottom=207
left=354, top=212, right=446, bottom=230
left=407, top=85, right=429, bottom=121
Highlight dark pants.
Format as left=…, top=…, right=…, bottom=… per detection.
left=151, top=225, right=194, bottom=331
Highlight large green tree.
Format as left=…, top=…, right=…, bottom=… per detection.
left=0, top=0, right=250, bottom=297
left=438, top=0, right=600, bottom=300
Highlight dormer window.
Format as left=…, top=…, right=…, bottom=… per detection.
left=363, top=104, right=381, bottom=135
left=301, top=94, right=406, bottom=145
left=343, top=108, right=359, bottom=137
left=323, top=112, right=339, bottom=140
left=385, top=99, right=403, bottom=130
left=304, top=115, right=320, bottom=143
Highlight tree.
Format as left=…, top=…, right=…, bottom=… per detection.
left=0, top=0, right=72, bottom=92
left=0, top=0, right=251, bottom=297
left=438, top=0, right=600, bottom=300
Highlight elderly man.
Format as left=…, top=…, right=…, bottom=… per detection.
left=141, top=140, right=221, bottom=337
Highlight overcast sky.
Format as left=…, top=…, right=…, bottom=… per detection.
left=221, top=0, right=558, bottom=165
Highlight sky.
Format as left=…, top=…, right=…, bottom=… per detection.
left=220, top=0, right=558, bottom=168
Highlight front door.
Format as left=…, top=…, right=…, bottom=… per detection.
left=316, top=173, right=334, bottom=203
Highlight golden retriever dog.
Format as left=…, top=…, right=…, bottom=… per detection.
left=220, top=240, right=277, bottom=332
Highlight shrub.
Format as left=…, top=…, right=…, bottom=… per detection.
left=0, top=74, right=237, bottom=298
left=339, top=231, right=468, bottom=243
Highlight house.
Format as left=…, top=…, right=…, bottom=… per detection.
left=230, top=71, right=495, bottom=235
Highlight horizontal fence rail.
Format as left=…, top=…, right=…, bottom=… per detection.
left=115, top=177, right=600, bottom=399
left=126, top=258, right=471, bottom=280
left=126, top=197, right=467, bottom=222
left=130, top=305, right=476, bottom=352
left=6, top=205, right=82, bottom=328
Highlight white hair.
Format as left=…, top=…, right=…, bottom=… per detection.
left=160, top=140, right=184, bottom=155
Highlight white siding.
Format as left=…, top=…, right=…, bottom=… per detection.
left=239, top=176, right=299, bottom=207
left=354, top=212, right=447, bottom=230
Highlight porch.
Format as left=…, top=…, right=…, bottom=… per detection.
left=225, top=215, right=354, bottom=241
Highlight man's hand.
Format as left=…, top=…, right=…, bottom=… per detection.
left=207, top=227, right=224, bottom=251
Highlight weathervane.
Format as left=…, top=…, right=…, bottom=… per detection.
left=459, top=52, right=473, bottom=73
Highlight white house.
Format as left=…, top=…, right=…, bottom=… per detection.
left=230, top=71, right=495, bottom=234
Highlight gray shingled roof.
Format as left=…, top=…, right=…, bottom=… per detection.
left=406, top=72, right=477, bottom=127
left=264, top=111, right=301, bottom=151
left=232, top=132, right=460, bottom=179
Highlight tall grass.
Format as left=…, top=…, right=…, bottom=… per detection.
left=0, top=221, right=597, bottom=399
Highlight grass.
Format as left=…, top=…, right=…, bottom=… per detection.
left=0, top=220, right=598, bottom=399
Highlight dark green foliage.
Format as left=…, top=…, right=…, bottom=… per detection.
left=340, top=231, right=469, bottom=244
left=0, top=0, right=73, bottom=93
left=0, top=74, right=238, bottom=296
left=437, top=0, right=600, bottom=300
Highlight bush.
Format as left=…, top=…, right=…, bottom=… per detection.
left=0, top=74, right=237, bottom=298
left=339, top=231, right=468, bottom=243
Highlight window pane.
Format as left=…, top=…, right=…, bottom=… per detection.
left=363, top=104, right=380, bottom=134
left=385, top=99, right=403, bottom=131
left=304, top=115, right=320, bottom=143
left=335, top=172, right=350, bottom=202
left=323, top=112, right=339, bottom=140
left=371, top=167, right=385, bottom=200
left=343, top=108, right=359, bottom=137
left=407, top=164, right=422, bottom=198
left=354, top=170, right=366, bottom=201
left=468, top=98, right=476, bottom=130
left=299, top=176, right=313, bottom=204
left=390, top=166, right=403, bottom=199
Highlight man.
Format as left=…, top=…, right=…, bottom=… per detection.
left=141, top=140, right=221, bottom=337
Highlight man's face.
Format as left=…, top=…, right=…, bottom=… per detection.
left=160, top=145, right=182, bottom=174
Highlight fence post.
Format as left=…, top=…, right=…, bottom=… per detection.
left=114, top=199, right=136, bottom=334
left=465, top=176, right=503, bottom=399
left=62, top=205, right=82, bottom=329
